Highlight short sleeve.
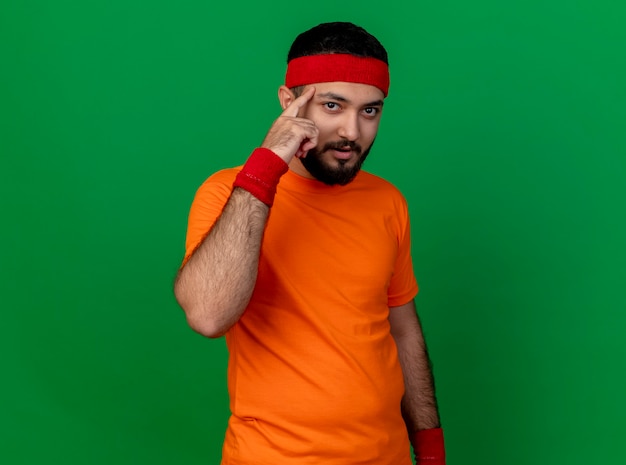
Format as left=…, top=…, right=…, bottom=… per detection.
left=387, top=196, right=419, bottom=307
left=182, top=168, right=239, bottom=265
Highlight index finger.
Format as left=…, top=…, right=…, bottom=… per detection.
left=282, top=87, right=316, bottom=117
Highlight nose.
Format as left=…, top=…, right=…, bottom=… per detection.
left=337, top=112, right=360, bottom=141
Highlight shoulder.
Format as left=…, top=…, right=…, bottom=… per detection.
left=193, top=166, right=240, bottom=200
left=199, top=166, right=240, bottom=189
left=356, top=170, right=404, bottom=194
left=354, top=171, right=408, bottom=208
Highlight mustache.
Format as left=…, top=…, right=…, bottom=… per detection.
left=322, top=140, right=362, bottom=155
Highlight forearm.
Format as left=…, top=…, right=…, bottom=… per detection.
left=397, top=339, right=441, bottom=432
left=395, top=320, right=441, bottom=432
left=389, top=302, right=441, bottom=432
left=174, top=187, right=269, bottom=337
left=390, top=302, right=445, bottom=463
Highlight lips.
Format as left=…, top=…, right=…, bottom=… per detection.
left=323, top=141, right=361, bottom=161
left=330, top=149, right=353, bottom=160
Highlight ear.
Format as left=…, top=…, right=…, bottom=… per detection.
left=278, top=85, right=296, bottom=111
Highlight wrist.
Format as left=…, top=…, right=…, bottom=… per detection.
left=233, top=148, right=289, bottom=206
left=411, top=427, right=446, bottom=465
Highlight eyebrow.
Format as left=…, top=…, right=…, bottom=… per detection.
left=316, top=92, right=384, bottom=108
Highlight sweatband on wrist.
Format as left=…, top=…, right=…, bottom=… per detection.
left=285, top=54, right=390, bottom=97
left=233, top=148, right=288, bottom=206
left=411, top=427, right=446, bottom=464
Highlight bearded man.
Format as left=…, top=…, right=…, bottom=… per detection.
left=175, top=21, right=446, bottom=465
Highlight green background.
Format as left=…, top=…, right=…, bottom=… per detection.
left=1, top=0, right=625, bottom=463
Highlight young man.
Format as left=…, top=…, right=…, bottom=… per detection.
left=174, top=22, right=446, bottom=465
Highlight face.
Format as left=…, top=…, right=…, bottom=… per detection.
left=283, top=81, right=385, bottom=185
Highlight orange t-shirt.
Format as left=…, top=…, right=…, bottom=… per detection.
left=184, top=167, right=419, bottom=465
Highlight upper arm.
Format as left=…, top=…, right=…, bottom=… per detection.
left=387, top=194, right=418, bottom=307
left=182, top=170, right=237, bottom=265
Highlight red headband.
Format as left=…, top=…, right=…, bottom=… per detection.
left=285, top=54, right=390, bottom=97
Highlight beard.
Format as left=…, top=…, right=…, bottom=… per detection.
left=300, top=138, right=375, bottom=186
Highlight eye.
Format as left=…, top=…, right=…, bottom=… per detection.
left=324, top=102, right=340, bottom=111
left=363, top=107, right=379, bottom=117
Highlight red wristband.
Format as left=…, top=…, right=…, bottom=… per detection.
left=233, top=148, right=289, bottom=206
left=411, top=428, right=446, bottom=465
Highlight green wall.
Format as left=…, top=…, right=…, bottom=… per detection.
left=1, top=1, right=624, bottom=463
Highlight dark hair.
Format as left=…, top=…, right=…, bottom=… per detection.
left=287, top=22, right=388, bottom=65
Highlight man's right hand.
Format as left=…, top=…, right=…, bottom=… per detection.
left=261, top=87, right=319, bottom=163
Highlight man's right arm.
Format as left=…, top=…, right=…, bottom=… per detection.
left=173, top=87, right=318, bottom=338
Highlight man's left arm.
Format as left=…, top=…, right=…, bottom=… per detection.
left=389, top=300, right=446, bottom=464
